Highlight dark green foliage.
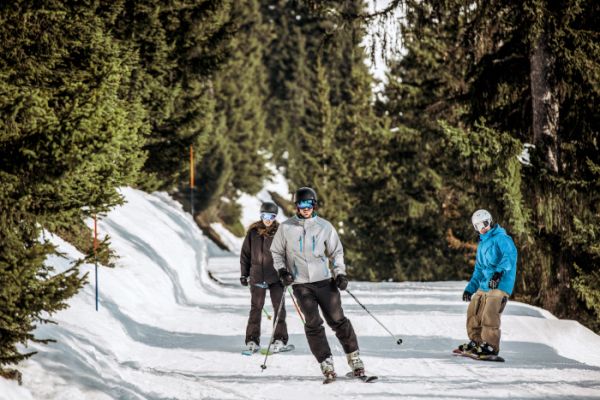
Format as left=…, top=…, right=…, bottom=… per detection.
left=192, top=137, right=234, bottom=213
left=0, top=0, right=279, bottom=378
left=212, top=0, right=271, bottom=196
left=52, top=218, right=115, bottom=267
left=355, top=0, right=473, bottom=281
left=109, top=0, right=234, bottom=191
left=218, top=200, right=246, bottom=238
left=456, top=0, right=599, bottom=331
left=0, top=0, right=145, bottom=373
left=376, top=0, right=600, bottom=330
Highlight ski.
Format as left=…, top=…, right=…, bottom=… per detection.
left=322, top=374, right=337, bottom=384
left=241, top=345, right=260, bottom=356
left=345, top=371, right=378, bottom=383
left=452, top=349, right=505, bottom=362
left=259, top=344, right=295, bottom=355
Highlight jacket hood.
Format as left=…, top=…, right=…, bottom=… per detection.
left=480, top=224, right=506, bottom=241
left=249, top=220, right=279, bottom=237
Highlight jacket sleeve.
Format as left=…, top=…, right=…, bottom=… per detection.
left=325, top=225, right=346, bottom=277
left=240, top=232, right=251, bottom=277
left=496, top=236, right=518, bottom=273
left=270, top=225, right=286, bottom=272
left=465, top=250, right=483, bottom=294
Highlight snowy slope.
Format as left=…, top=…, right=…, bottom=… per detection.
left=2, top=187, right=600, bottom=400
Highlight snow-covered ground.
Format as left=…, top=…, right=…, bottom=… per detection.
left=2, top=187, right=600, bottom=400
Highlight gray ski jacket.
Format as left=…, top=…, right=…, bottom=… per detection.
left=270, top=214, right=346, bottom=284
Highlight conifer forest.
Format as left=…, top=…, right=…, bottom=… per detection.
left=1, top=0, right=598, bottom=378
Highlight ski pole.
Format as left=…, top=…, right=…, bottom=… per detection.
left=260, top=288, right=286, bottom=371
left=94, top=214, right=99, bottom=311
left=346, top=289, right=403, bottom=345
left=262, top=308, right=272, bottom=320
left=287, top=286, right=305, bottom=325
left=190, top=145, right=195, bottom=215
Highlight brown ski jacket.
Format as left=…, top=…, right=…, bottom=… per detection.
left=240, top=221, right=280, bottom=285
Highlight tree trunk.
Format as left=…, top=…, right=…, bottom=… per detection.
left=529, top=34, right=559, bottom=173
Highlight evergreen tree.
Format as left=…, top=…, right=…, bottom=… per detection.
left=212, top=0, right=271, bottom=197
left=367, top=0, right=475, bottom=281
left=287, top=57, right=341, bottom=212
left=0, top=0, right=146, bottom=378
left=377, top=0, right=600, bottom=330
left=261, top=1, right=393, bottom=278
left=261, top=0, right=305, bottom=166
left=109, top=0, right=233, bottom=191
left=453, top=0, right=600, bottom=330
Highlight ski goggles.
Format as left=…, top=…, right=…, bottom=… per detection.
left=473, top=219, right=491, bottom=232
left=296, top=199, right=315, bottom=210
left=260, top=212, right=277, bottom=221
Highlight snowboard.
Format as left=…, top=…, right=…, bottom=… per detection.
left=345, top=371, right=378, bottom=383
left=259, top=344, right=295, bottom=355
left=452, top=348, right=505, bottom=362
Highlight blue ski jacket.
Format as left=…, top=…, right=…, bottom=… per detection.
left=465, top=224, right=518, bottom=296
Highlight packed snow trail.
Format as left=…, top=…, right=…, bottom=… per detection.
left=2, top=188, right=600, bottom=400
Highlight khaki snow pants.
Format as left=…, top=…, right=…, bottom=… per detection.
left=467, top=289, right=508, bottom=352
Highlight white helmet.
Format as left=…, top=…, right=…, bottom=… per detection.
left=471, top=209, right=493, bottom=232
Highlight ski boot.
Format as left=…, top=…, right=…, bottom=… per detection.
left=474, top=342, right=498, bottom=356
left=246, top=341, right=259, bottom=354
left=272, top=340, right=284, bottom=353
left=346, top=350, right=365, bottom=377
left=320, top=356, right=337, bottom=384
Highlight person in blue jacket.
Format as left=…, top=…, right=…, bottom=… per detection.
left=456, top=209, right=518, bottom=356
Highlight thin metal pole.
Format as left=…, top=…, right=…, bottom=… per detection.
left=260, top=289, right=286, bottom=371
left=346, top=289, right=402, bottom=345
left=94, top=214, right=99, bottom=311
left=287, top=286, right=305, bottom=325
left=190, top=145, right=195, bottom=215
left=262, top=308, right=272, bottom=320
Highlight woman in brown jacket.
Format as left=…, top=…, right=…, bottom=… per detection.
left=240, top=201, right=288, bottom=353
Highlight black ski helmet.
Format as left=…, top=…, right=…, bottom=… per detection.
left=260, top=201, right=278, bottom=215
left=294, top=187, right=318, bottom=204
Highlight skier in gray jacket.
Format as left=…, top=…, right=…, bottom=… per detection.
left=270, top=187, right=364, bottom=381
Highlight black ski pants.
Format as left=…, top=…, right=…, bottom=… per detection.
left=245, top=282, right=288, bottom=345
left=293, top=278, right=358, bottom=363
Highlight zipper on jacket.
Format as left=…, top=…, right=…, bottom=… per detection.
left=260, top=235, right=264, bottom=283
left=312, top=236, right=316, bottom=252
left=302, top=225, right=309, bottom=281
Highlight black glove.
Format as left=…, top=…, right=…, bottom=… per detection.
left=240, top=276, right=248, bottom=287
left=462, top=290, right=473, bottom=302
left=278, top=268, right=294, bottom=286
left=488, top=271, right=504, bottom=289
left=335, top=274, right=349, bottom=291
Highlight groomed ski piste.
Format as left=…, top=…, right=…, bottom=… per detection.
left=2, top=178, right=600, bottom=399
